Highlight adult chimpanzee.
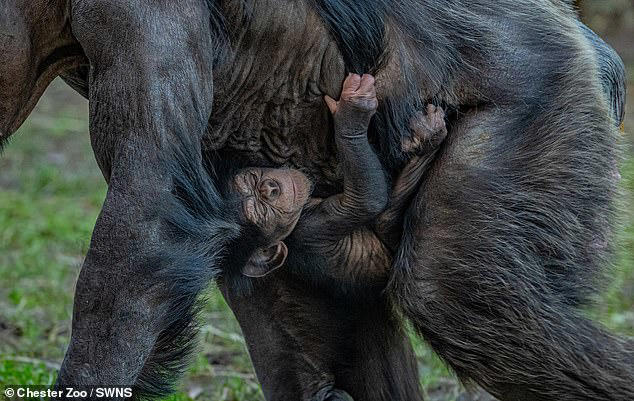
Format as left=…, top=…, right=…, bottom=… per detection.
left=0, top=1, right=630, bottom=401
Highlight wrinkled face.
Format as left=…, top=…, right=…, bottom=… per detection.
left=232, top=168, right=312, bottom=240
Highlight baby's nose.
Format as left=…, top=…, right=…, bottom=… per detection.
left=259, top=179, right=281, bottom=201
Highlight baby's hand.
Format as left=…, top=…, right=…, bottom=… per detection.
left=325, top=74, right=378, bottom=132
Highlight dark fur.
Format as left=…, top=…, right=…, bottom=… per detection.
left=147, top=1, right=631, bottom=399
left=309, top=0, right=622, bottom=296
left=311, top=0, right=491, bottom=170
left=311, top=0, right=388, bottom=74
left=132, top=138, right=241, bottom=398
left=578, top=21, right=627, bottom=126
left=48, top=1, right=240, bottom=398
left=283, top=1, right=632, bottom=400
left=219, top=268, right=423, bottom=401
left=2, top=0, right=629, bottom=400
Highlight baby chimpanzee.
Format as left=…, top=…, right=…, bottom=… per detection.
left=231, top=74, right=446, bottom=294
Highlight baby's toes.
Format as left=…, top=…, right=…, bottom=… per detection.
left=409, top=111, right=433, bottom=141
left=409, top=111, right=426, bottom=130
left=401, top=135, right=420, bottom=153
left=428, top=106, right=447, bottom=133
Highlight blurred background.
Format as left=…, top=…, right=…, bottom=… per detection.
left=1, top=2, right=632, bottom=400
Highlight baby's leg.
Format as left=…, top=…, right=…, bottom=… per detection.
left=375, top=105, right=447, bottom=250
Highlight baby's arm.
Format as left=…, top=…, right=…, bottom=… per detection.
left=295, top=74, right=388, bottom=242
left=375, top=104, right=448, bottom=250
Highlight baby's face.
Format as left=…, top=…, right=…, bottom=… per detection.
left=232, top=167, right=312, bottom=240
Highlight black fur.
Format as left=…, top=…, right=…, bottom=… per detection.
left=310, top=0, right=388, bottom=75
left=133, top=135, right=242, bottom=398
left=309, top=0, right=621, bottom=299
left=309, top=1, right=631, bottom=400
left=310, top=0, right=494, bottom=168
left=578, top=21, right=627, bottom=126
left=3, top=0, right=629, bottom=399
left=204, top=0, right=232, bottom=63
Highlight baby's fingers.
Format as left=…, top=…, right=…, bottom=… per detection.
left=358, top=74, right=376, bottom=95
left=342, top=73, right=362, bottom=93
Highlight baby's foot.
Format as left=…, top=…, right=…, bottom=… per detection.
left=402, top=104, right=447, bottom=154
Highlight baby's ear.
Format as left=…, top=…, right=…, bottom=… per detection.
left=242, top=242, right=288, bottom=278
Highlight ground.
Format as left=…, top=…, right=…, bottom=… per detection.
left=1, top=18, right=633, bottom=401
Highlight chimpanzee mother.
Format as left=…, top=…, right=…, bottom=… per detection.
left=0, top=0, right=631, bottom=400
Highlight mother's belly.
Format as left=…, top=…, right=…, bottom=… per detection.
left=206, top=98, right=343, bottom=197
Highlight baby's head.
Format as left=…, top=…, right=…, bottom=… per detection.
left=230, top=167, right=312, bottom=277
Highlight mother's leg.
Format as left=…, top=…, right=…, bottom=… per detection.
left=55, top=0, right=229, bottom=397
left=220, top=270, right=423, bottom=401
left=391, top=103, right=633, bottom=400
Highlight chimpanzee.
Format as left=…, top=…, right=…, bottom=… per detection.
left=218, top=73, right=445, bottom=401
left=228, top=74, right=446, bottom=295
left=1, top=1, right=631, bottom=401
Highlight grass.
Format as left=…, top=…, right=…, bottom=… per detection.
left=1, top=70, right=633, bottom=401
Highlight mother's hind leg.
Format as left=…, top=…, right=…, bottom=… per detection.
left=391, top=105, right=633, bottom=401
left=220, top=269, right=422, bottom=401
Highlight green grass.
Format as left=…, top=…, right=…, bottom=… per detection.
left=1, top=76, right=633, bottom=401
left=0, top=360, right=57, bottom=387
left=588, top=154, right=634, bottom=332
